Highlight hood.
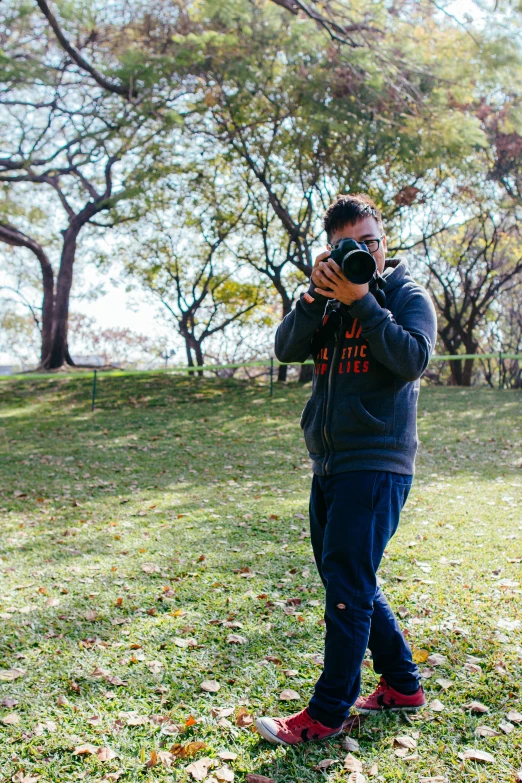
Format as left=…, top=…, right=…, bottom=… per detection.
left=382, top=257, right=412, bottom=292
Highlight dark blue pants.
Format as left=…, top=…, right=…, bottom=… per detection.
left=306, top=470, right=421, bottom=728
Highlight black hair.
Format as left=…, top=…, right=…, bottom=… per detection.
left=323, top=194, right=383, bottom=242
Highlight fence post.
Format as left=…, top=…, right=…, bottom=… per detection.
left=498, top=351, right=502, bottom=390
left=91, top=369, right=97, bottom=411
left=269, top=357, right=274, bottom=397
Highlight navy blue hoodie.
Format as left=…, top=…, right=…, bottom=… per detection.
left=274, top=259, right=437, bottom=475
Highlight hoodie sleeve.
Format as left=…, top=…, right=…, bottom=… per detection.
left=348, top=285, right=437, bottom=382
left=274, top=285, right=328, bottom=363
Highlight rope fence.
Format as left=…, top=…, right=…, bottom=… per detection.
left=84, top=351, right=522, bottom=411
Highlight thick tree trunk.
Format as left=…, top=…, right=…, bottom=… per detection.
left=276, top=293, right=292, bottom=382
left=0, top=223, right=55, bottom=367
left=45, top=226, right=79, bottom=369
left=40, top=259, right=54, bottom=365
left=299, top=362, right=314, bottom=382
left=194, top=341, right=204, bottom=378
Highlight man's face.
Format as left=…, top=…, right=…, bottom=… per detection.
left=328, top=216, right=387, bottom=275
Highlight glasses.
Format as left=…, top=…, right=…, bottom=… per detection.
left=332, top=236, right=384, bottom=254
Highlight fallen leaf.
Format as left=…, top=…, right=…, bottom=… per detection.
left=2, top=712, right=19, bottom=725
left=245, top=776, right=275, bottom=783
left=186, top=756, right=214, bottom=781
left=427, top=653, right=447, bottom=666
left=97, top=747, right=117, bottom=762
left=85, top=610, right=98, bottom=621
left=201, top=680, right=221, bottom=693
left=142, top=563, right=161, bottom=573
left=347, top=773, right=366, bottom=783
left=463, top=701, right=489, bottom=714
left=314, top=759, right=338, bottom=771
left=394, top=736, right=417, bottom=750
left=435, top=678, right=453, bottom=690
left=0, top=668, right=26, bottom=681
left=279, top=689, right=300, bottom=701
left=458, top=749, right=495, bottom=763
left=174, top=636, right=197, bottom=648
left=342, top=736, right=360, bottom=752
left=218, top=751, right=237, bottom=761
left=236, top=708, right=254, bottom=727
left=412, top=648, right=430, bottom=663
left=499, top=720, right=514, bottom=734
left=1, top=698, right=18, bottom=708
left=419, top=778, right=446, bottom=782
left=226, top=634, right=247, bottom=645
left=171, top=741, right=207, bottom=758
left=464, top=662, right=482, bottom=674
left=344, top=754, right=363, bottom=772
left=430, top=699, right=445, bottom=712
left=475, top=725, right=500, bottom=737
left=214, top=766, right=234, bottom=782
left=73, top=743, right=99, bottom=755
left=56, top=694, right=70, bottom=706
left=367, top=764, right=378, bottom=777
left=507, top=710, right=522, bottom=724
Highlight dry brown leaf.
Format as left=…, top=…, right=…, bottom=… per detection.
left=11, top=774, right=40, bottom=783
left=435, top=678, right=453, bottom=690
left=430, top=699, right=445, bottom=712
left=313, top=759, right=338, bottom=771
left=214, top=766, right=234, bottom=782
left=236, top=707, right=254, bottom=727
left=475, top=726, right=500, bottom=737
left=174, top=636, right=197, bottom=648
left=427, top=653, right=447, bottom=666
left=463, top=701, right=489, bottom=714
left=201, top=680, right=221, bottom=693
left=393, top=736, right=417, bottom=750
left=97, top=747, right=117, bottom=762
left=342, top=736, right=360, bottom=752
left=170, top=741, right=207, bottom=758
left=142, top=563, right=161, bottom=573
left=56, top=694, right=70, bottom=707
left=515, top=770, right=522, bottom=783
left=418, top=778, right=446, bottom=783
left=185, top=756, right=213, bottom=781
left=245, top=776, right=275, bottom=783
left=0, top=668, right=26, bottom=681
left=226, top=634, right=247, bottom=645
left=507, top=710, right=522, bottom=724
left=126, top=715, right=149, bottom=726
left=156, top=750, right=175, bottom=767
left=367, top=764, right=378, bottom=777
left=499, top=720, right=514, bottom=734
left=458, top=749, right=495, bottom=763
left=72, top=743, right=98, bottom=755
left=278, top=689, right=300, bottom=701
left=218, top=751, right=237, bottom=761
left=85, top=609, right=98, bottom=621
left=2, top=712, right=20, bottom=725
left=347, top=773, right=366, bottom=783
left=343, top=754, right=363, bottom=772
left=1, top=697, right=18, bottom=708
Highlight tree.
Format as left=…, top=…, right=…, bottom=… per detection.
left=421, top=209, right=522, bottom=386
left=120, top=168, right=268, bottom=369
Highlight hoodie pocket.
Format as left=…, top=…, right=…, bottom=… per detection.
left=330, top=395, right=387, bottom=452
left=300, top=396, right=325, bottom=455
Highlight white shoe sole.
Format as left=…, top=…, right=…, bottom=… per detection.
left=355, top=703, right=425, bottom=714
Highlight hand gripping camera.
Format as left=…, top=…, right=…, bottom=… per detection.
left=329, top=238, right=386, bottom=305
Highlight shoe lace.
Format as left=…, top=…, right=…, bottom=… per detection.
left=285, top=710, right=313, bottom=732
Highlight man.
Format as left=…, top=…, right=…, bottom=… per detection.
left=255, top=194, right=437, bottom=746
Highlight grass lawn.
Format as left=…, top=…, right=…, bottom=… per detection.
left=0, top=372, right=521, bottom=783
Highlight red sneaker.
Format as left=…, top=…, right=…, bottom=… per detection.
left=355, top=678, right=426, bottom=713
left=255, top=707, right=343, bottom=745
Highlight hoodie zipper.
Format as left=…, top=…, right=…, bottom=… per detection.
left=323, top=321, right=343, bottom=475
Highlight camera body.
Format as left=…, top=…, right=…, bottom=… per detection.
left=329, top=238, right=377, bottom=285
